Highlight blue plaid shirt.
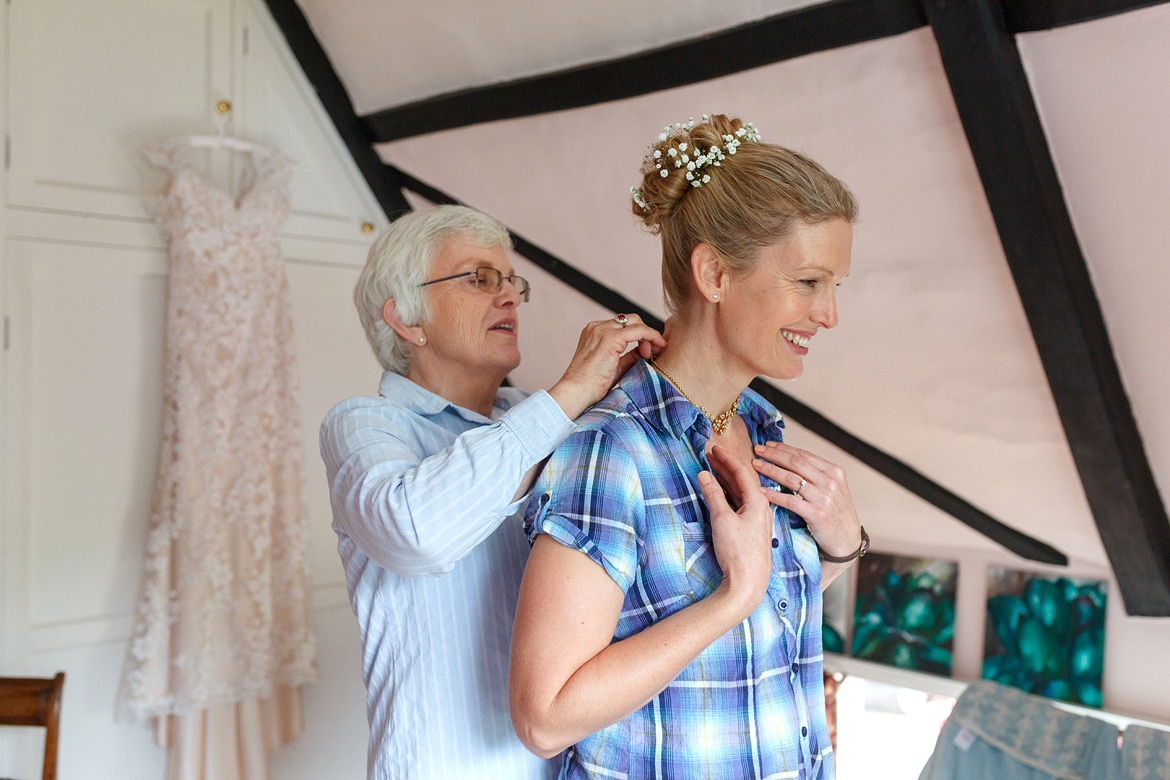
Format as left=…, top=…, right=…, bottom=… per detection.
left=526, top=359, right=832, bottom=780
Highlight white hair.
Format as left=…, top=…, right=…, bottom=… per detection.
left=354, top=205, right=513, bottom=374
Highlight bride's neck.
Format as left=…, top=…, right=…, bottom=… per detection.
left=651, top=319, right=746, bottom=415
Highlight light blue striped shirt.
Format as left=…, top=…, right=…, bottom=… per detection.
left=320, top=371, right=573, bottom=780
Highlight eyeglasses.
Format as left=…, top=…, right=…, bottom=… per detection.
left=419, top=266, right=531, bottom=302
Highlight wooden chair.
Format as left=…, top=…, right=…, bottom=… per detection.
left=0, top=672, right=65, bottom=780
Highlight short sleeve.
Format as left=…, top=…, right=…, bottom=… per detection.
left=525, top=428, right=645, bottom=594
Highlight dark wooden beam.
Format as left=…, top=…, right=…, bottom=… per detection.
left=395, top=165, right=1067, bottom=565
left=258, top=0, right=411, bottom=218
left=359, top=0, right=1170, bottom=144
left=363, top=0, right=927, bottom=143
left=748, top=380, right=1067, bottom=565
left=361, top=0, right=1170, bottom=142
left=1002, top=0, right=1166, bottom=31
left=925, top=0, right=1170, bottom=615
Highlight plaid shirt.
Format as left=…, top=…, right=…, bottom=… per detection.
left=526, top=359, right=832, bottom=780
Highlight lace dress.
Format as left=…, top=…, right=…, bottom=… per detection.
left=118, top=138, right=317, bottom=778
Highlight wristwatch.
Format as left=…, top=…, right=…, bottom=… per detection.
left=818, top=525, right=869, bottom=563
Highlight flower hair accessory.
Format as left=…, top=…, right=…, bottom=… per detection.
left=630, top=114, right=762, bottom=212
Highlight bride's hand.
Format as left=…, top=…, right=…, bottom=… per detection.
left=752, top=440, right=863, bottom=561
left=698, top=445, right=774, bottom=619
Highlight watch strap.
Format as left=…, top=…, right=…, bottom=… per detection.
left=818, top=525, right=869, bottom=563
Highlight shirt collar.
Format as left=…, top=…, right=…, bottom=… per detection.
left=740, top=386, right=787, bottom=443
left=377, top=371, right=518, bottom=424
left=619, top=359, right=703, bottom=440
left=619, top=359, right=786, bottom=442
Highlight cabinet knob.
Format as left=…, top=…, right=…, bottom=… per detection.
left=361, top=222, right=375, bottom=235
left=215, top=100, right=233, bottom=115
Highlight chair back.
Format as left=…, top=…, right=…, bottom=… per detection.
left=0, top=672, right=65, bottom=780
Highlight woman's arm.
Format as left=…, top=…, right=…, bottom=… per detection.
left=322, top=390, right=573, bottom=577
left=509, top=446, right=774, bottom=757
left=322, top=315, right=666, bottom=578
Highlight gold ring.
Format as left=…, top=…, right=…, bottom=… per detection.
left=794, top=478, right=806, bottom=498
left=615, top=313, right=629, bottom=327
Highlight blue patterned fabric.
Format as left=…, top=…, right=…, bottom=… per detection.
left=1122, top=725, right=1170, bottom=778
left=526, top=359, right=832, bottom=779
left=918, top=681, right=1122, bottom=780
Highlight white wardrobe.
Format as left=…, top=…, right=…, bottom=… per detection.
left=1, top=1, right=385, bottom=777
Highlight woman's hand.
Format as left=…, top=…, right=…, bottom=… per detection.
left=752, top=440, right=864, bottom=578
left=548, top=314, right=666, bottom=419
left=701, top=444, right=775, bottom=620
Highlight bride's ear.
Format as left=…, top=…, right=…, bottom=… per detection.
left=691, top=243, right=728, bottom=302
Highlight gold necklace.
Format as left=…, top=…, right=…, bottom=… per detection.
left=650, top=358, right=739, bottom=435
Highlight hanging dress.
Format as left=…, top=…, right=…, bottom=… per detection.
left=118, top=137, right=317, bottom=780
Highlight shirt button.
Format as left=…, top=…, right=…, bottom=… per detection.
left=777, top=599, right=788, bottom=611
left=771, top=537, right=779, bottom=548
left=792, top=662, right=800, bottom=674
left=802, top=726, right=808, bottom=737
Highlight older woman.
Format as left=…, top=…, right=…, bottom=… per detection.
left=510, top=115, right=865, bottom=779
left=319, top=205, right=665, bottom=780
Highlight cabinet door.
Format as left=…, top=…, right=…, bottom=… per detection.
left=3, top=239, right=168, bottom=632
left=6, top=0, right=231, bottom=217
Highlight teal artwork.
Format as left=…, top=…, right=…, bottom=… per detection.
left=850, top=553, right=957, bottom=675
left=983, top=567, right=1106, bottom=708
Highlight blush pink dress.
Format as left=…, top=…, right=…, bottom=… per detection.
left=118, top=137, right=317, bottom=779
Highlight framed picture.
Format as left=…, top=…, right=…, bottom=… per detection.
left=851, top=552, right=957, bottom=675
left=983, top=567, right=1106, bottom=707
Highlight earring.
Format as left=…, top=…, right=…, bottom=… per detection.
left=712, top=294, right=719, bottom=301
left=418, top=336, right=426, bottom=345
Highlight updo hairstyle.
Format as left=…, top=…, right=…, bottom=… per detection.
left=631, top=114, right=858, bottom=313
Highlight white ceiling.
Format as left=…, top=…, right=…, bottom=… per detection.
left=296, top=0, right=1170, bottom=580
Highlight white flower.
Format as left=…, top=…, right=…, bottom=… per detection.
left=633, top=115, right=761, bottom=196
